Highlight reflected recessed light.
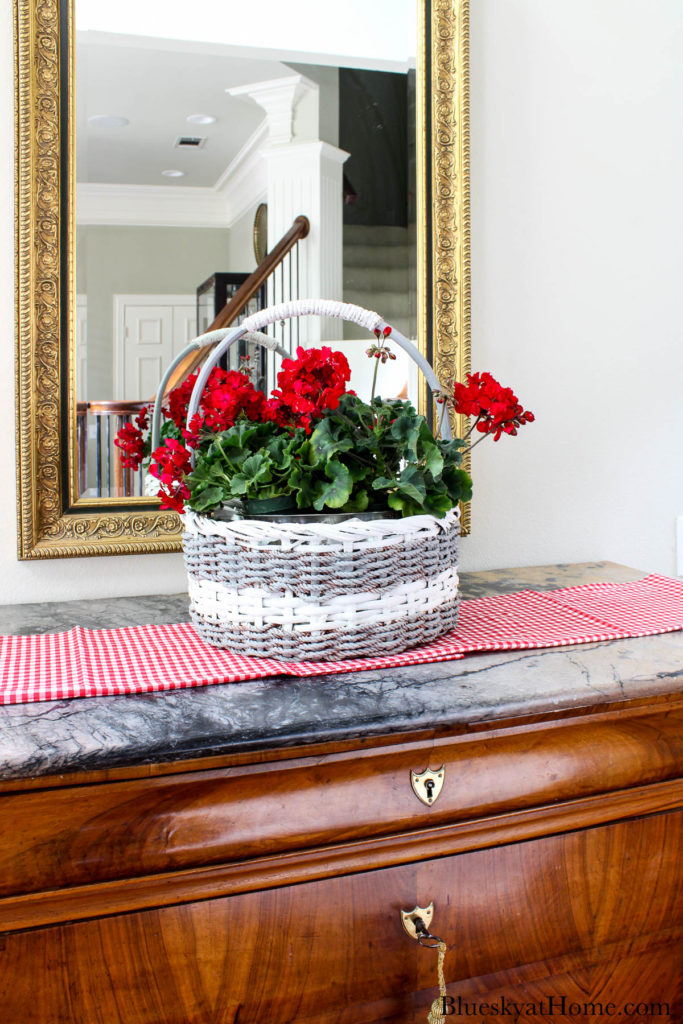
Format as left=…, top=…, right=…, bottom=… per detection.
left=186, top=113, right=216, bottom=125
left=88, top=114, right=130, bottom=128
left=162, top=169, right=185, bottom=178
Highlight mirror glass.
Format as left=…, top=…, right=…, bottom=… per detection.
left=74, top=0, right=418, bottom=499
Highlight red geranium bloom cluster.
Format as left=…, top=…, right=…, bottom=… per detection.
left=149, top=438, right=193, bottom=513
left=452, top=372, right=535, bottom=442
left=200, top=368, right=268, bottom=433
left=269, top=346, right=351, bottom=432
left=115, top=423, right=144, bottom=470
left=115, top=348, right=354, bottom=512
left=146, top=368, right=274, bottom=510
left=113, top=406, right=150, bottom=470
left=165, top=367, right=269, bottom=447
left=165, top=374, right=198, bottom=430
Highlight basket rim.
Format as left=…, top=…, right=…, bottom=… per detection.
left=182, top=507, right=460, bottom=548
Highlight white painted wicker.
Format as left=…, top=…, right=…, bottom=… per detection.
left=159, top=299, right=460, bottom=661
left=183, top=509, right=460, bottom=660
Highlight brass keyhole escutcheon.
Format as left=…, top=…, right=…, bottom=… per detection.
left=401, top=902, right=434, bottom=941
left=410, top=766, right=445, bottom=806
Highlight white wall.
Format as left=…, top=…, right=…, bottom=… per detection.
left=78, top=224, right=234, bottom=398
left=460, top=0, right=683, bottom=577
left=1, top=0, right=682, bottom=606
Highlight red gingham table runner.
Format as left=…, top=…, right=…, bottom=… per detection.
left=1, top=574, right=682, bottom=705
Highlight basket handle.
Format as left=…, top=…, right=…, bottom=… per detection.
left=150, top=329, right=290, bottom=452
left=151, top=298, right=450, bottom=453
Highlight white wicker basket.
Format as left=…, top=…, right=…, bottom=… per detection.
left=153, top=299, right=460, bottom=661
left=183, top=508, right=459, bottom=660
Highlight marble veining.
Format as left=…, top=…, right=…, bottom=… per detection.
left=1, top=562, right=681, bottom=781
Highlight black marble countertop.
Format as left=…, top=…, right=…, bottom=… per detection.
left=1, top=562, right=681, bottom=782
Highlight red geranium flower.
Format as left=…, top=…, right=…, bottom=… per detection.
left=114, top=422, right=145, bottom=470
left=158, top=483, right=191, bottom=514
left=165, top=367, right=269, bottom=437
left=201, top=369, right=268, bottom=432
left=269, top=346, right=351, bottom=432
left=135, top=406, right=149, bottom=431
left=165, top=372, right=200, bottom=430
left=149, top=438, right=193, bottom=512
left=453, top=372, right=534, bottom=442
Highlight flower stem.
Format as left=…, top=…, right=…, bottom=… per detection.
left=466, top=433, right=488, bottom=452
left=370, top=355, right=380, bottom=406
left=461, top=415, right=482, bottom=441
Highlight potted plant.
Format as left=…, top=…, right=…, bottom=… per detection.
left=116, top=302, right=533, bottom=661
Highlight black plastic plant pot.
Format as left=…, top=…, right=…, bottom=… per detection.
left=244, top=495, right=298, bottom=516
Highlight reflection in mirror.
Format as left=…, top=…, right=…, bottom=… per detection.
left=74, top=0, right=417, bottom=499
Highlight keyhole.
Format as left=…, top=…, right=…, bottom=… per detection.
left=424, top=779, right=435, bottom=800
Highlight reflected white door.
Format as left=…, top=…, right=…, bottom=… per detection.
left=114, top=294, right=195, bottom=400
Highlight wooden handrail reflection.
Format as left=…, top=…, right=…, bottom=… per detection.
left=162, top=214, right=310, bottom=397
left=86, top=400, right=149, bottom=417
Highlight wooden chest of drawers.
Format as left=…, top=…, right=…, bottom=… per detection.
left=0, top=564, right=681, bottom=1022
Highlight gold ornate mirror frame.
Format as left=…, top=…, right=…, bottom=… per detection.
left=15, top=0, right=470, bottom=559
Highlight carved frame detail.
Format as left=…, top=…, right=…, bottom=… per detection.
left=420, top=0, right=471, bottom=534
left=15, top=0, right=470, bottom=558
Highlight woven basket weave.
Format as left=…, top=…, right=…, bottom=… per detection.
left=154, top=298, right=460, bottom=661
left=183, top=509, right=460, bottom=660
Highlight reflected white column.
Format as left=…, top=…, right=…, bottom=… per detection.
left=228, top=74, right=349, bottom=348
left=266, top=141, right=348, bottom=347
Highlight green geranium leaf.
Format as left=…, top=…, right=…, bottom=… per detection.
left=312, top=459, right=353, bottom=511
left=342, top=488, right=370, bottom=513
left=344, top=459, right=372, bottom=484
left=441, top=465, right=473, bottom=504
left=295, top=438, right=323, bottom=469
left=310, top=418, right=354, bottom=460
left=228, top=473, right=249, bottom=496
left=397, top=464, right=427, bottom=504
left=191, top=484, right=225, bottom=512
left=290, top=465, right=319, bottom=509
left=159, top=420, right=183, bottom=443
left=390, top=411, right=421, bottom=454
left=241, top=453, right=272, bottom=487
left=437, top=437, right=466, bottom=465
left=420, top=440, right=444, bottom=478
left=387, top=490, right=424, bottom=517
left=371, top=476, right=397, bottom=491
left=423, top=488, right=454, bottom=518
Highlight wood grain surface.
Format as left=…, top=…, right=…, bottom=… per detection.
left=0, top=814, right=680, bottom=1023
left=2, top=701, right=681, bottom=903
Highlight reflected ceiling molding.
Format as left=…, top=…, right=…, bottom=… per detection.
left=228, top=74, right=317, bottom=147
left=76, top=122, right=269, bottom=230
left=76, top=183, right=227, bottom=228
left=213, top=120, right=269, bottom=226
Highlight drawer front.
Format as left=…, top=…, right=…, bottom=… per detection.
left=0, top=812, right=681, bottom=1024
left=1, top=704, right=681, bottom=898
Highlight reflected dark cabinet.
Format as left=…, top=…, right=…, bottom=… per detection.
left=196, top=272, right=267, bottom=384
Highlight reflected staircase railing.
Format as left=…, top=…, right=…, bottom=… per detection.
left=77, top=400, right=148, bottom=498
left=162, top=214, right=309, bottom=396
left=76, top=214, right=310, bottom=498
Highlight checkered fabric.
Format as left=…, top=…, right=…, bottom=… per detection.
left=1, top=574, right=682, bottom=705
